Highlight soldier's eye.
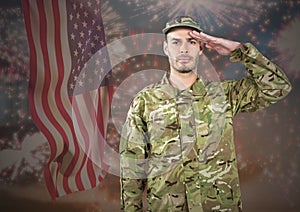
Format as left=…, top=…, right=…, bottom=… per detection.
left=190, top=40, right=197, bottom=45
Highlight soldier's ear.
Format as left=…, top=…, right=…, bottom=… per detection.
left=163, top=41, right=169, bottom=56
left=199, top=42, right=204, bottom=55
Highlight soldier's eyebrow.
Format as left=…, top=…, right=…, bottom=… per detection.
left=170, top=37, right=197, bottom=42
left=187, top=37, right=198, bottom=42
left=170, top=37, right=181, bottom=42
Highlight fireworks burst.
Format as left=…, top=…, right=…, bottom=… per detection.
left=0, top=133, right=49, bottom=184
left=121, top=0, right=265, bottom=31
left=101, top=1, right=127, bottom=42
left=0, top=8, right=29, bottom=82
left=272, top=15, right=300, bottom=78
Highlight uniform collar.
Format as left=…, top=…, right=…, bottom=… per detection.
left=156, top=72, right=207, bottom=98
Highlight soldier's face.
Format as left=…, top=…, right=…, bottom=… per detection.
left=164, top=28, right=203, bottom=73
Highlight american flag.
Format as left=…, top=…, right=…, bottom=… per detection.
left=22, top=0, right=113, bottom=199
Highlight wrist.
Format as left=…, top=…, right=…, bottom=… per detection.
left=233, top=43, right=244, bottom=52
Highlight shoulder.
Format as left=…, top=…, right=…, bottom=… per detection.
left=128, top=80, right=163, bottom=110
left=133, top=77, right=171, bottom=102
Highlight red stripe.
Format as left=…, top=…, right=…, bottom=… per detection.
left=97, top=91, right=105, bottom=136
left=96, top=89, right=107, bottom=171
left=87, top=157, right=96, bottom=187
left=22, top=0, right=58, bottom=200
left=108, top=85, right=114, bottom=104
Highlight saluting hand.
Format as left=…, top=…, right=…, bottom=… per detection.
left=189, top=31, right=243, bottom=56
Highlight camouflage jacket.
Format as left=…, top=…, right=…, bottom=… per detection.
left=119, top=43, right=291, bottom=212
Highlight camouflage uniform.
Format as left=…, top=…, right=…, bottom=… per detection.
left=119, top=43, right=291, bottom=211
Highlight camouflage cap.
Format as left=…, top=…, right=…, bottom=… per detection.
left=162, top=16, right=202, bottom=34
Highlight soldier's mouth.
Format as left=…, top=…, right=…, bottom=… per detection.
left=177, top=56, right=192, bottom=63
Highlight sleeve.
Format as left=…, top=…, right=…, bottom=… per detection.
left=226, top=42, right=292, bottom=116
left=119, top=95, right=148, bottom=211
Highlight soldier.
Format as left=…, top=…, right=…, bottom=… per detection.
left=119, top=16, right=291, bottom=211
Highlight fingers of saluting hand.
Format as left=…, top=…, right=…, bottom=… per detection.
left=189, top=31, right=236, bottom=55
left=189, top=30, right=242, bottom=55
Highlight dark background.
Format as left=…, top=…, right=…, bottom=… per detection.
left=0, top=0, right=299, bottom=211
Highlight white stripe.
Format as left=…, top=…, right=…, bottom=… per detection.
left=80, top=158, right=93, bottom=189
left=55, top=168, right=65, bottom=196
